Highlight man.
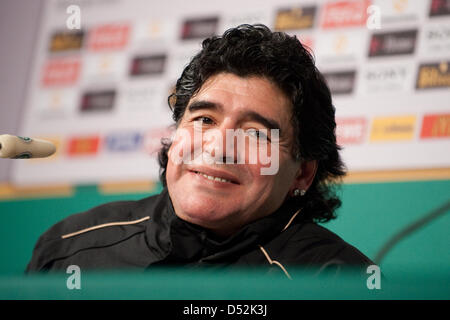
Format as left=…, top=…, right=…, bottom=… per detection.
left=27, top=24, right=374, bottom=277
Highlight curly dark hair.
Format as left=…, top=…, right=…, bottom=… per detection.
left=158, top=24, right=346, bottom=223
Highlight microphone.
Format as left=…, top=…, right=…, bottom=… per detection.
left=0, top=134, right=56, bottom=159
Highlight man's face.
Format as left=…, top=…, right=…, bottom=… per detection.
left=166, top=73, right=302, bottom=236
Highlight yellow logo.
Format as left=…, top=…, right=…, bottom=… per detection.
left=431, top=116, right=450, bottom=137
left=99, top=55, right=113, bottom=73
left=370, top=116, right=416, bottom=142
left=50, top=91, right=62, bottom=109
left=334, top=35, right=348, bottom=54
left=50, top=32, right=83, bottom=52
left=393, top=0, right=408, bottom=13
left=148, top=21, right=162, bottom=37
left=274, top=7, right=315, bottom=30
left=417, top=61, right=450, bottom=89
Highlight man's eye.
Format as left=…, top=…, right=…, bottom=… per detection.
left=193, top=116, right=214, bottom=125
left=246, top=128, right=269, bottom=140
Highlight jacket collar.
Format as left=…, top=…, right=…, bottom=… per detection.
left=145, top=188, right=300, bottom=265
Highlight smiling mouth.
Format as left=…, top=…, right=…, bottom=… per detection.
left=192, top=170, right=237, bottom=184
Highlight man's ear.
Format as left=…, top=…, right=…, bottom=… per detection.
left=290, top=160, right=317, bottom=195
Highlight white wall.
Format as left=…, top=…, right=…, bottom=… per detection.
left=0, top=0, right=44, bottom=182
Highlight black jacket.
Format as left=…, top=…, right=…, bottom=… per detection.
left=26, top=188, right=374, bottom=277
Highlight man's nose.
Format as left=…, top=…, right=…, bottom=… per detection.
left=203, top=121, right=239, bottom=164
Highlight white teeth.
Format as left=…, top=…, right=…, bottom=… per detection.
left=195, top=171, right=232, bottom=183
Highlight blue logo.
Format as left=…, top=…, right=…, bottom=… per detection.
left=105, top=132, right=143, bottom=152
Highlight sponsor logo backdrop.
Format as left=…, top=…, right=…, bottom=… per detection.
left=13, top=0, right=450, bottom=185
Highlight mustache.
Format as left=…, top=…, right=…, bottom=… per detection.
left=175, top=149, right=238, bottom=166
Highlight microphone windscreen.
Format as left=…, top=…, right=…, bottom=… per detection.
left=0, top=134, right=56, bottom=159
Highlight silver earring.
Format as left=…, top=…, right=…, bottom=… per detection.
left=294, top=189, right=306, bottom=197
